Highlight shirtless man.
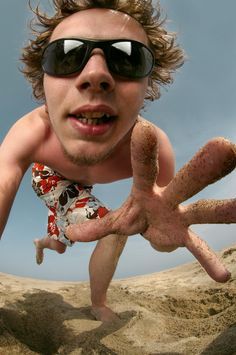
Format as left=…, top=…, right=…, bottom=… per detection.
left=0, top=0, right=235, bottom=322
left=0, top=0, right=182, bottom=322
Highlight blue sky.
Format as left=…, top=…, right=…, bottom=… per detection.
left=0, top=0, right=235, bottom=281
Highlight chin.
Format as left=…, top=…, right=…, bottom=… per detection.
left=62, top=146, right=112, bottom=166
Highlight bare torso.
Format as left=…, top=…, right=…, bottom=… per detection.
left=31, top=111, right=133, bottom=185
left=0, top=107, right=174, bottom=240
left=2, top=106, right=174, bottom=188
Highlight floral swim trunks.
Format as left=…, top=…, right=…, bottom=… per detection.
left=32, top=163, right=109, bottom=246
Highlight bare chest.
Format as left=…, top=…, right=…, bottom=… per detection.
left=34, top=136, right=132, bottom=185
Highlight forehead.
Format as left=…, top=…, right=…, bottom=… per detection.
left=50, top=8, right=148, bottom=44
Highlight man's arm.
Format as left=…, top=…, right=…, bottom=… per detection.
left=67, top=120, right=236, bottom=282
left=0, top=158, right=25, bottom=237
left=0, top=107, right=47, bottom=238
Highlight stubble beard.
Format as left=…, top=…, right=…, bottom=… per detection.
left=61, top=144, right=114, bottom=166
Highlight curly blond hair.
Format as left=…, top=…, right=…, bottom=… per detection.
left=21, top=0, right=185, bottom=101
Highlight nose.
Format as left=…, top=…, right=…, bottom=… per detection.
left=75, top=49, right=115, bottom=93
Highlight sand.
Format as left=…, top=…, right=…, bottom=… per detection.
left=0, top=246, right=236, bottom=355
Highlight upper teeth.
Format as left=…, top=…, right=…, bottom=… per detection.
left=75, top=112, right=111, bottom=119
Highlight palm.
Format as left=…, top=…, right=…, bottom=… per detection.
left=67, top=120, right=236, bottom=282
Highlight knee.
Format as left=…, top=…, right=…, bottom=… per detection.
left=57, top=248, right=66, bottom=254
left=54, top=241, right=67, bottom=254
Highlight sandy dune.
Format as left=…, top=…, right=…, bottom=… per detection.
left=0, top=246, right=236, bottom=354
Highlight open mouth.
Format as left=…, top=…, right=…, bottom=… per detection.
left=68, top=112, right=116, bottom=125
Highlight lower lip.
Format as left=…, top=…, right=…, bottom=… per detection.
left=68, top=117, right=115, bottom=136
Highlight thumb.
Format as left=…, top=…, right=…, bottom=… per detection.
left=66, top=211, right=116, bottom=242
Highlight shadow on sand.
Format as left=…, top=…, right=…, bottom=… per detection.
left=0, top=290, right=136, bottom=354
left=200, top=323, right=236, bottom=355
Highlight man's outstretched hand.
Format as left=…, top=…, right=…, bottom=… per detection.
left=67, top=120, right=236, bottom=282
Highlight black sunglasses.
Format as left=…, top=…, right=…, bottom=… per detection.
left=41, top=38, right=155, bottom=79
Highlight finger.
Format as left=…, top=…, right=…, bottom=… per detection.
left=163, top=138, right=236, bottom=207
left=66, top=211, right=118, bottom=242
left=131, top=119, right=159, bottom=192
left=66, top=198, right=147, bottom=241
left=185, top=229, right=231, bottom=283
left=183, top=198, right=236, bottom=225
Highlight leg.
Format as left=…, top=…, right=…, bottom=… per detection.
left=34, top=237, right=66, bottom=265
left=32, top=164, right=69, bottom=264
left=89, top=234, right=128, bottom=323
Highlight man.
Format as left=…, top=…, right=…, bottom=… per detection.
left=0, top=0, right=235, bottom=322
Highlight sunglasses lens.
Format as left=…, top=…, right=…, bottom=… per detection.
left=42, top=39, right=86, bottom=76
left=109, top=41, right=154, bottom=78
left=42, top=39, right=154, bottom=78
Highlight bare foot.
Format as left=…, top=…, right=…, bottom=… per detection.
left=33, top=239, right=44, bottom=265
left=91, top=305, right=120, bottom=323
